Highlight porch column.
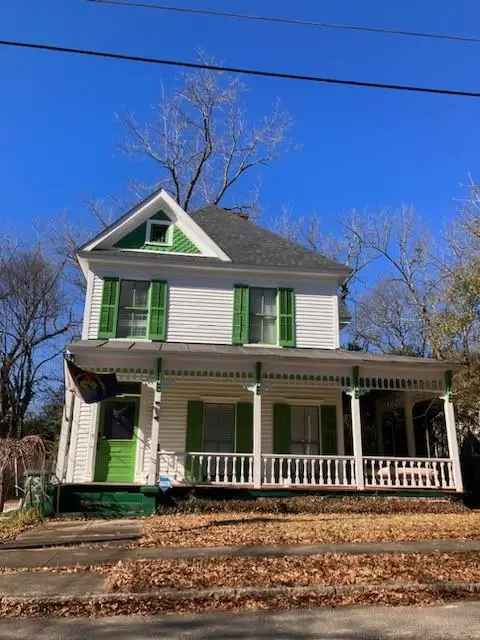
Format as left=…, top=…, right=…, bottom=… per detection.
left=442, top=370, right=464, bottom=493
left=148, top=359, right=162, bottom=485
left=348, top=367, right=364, bottom=490
left=404, top=394, right=416, bottom=457
left=56, top=359, right=76, bottom=482
left=248, top=361, right=263, bottom=488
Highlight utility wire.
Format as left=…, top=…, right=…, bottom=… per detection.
left=86, top=0, right=480, bottom=45
left=1, top=38, right=479, bottom=98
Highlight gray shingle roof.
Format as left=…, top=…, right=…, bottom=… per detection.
left=192, top=205, right=348, bottom=272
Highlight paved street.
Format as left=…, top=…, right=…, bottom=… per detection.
left=0, top=602, right=479, bottom=639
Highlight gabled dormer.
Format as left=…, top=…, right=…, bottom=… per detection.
left=79, top=188, right=231, bottom=263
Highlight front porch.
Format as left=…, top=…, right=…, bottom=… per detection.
left=59, top=341, right=464, bottom=497
left=159, top=451, right=456, bottom=492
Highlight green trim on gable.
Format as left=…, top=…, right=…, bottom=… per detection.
left=144, top=227, right=200, bottom=254
left=113, top=214, right=200, bottom=254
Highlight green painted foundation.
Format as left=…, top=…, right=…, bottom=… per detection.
left=58, top=484, right=160, bottom=517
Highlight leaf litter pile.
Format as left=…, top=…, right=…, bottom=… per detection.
left=2, top=552, right=480, bottom=618
left=106, top=552, right=480, bottom=593
left=141, top=512, right=480, bottom=548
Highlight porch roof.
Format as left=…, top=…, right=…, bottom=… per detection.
left=68, top=340, right=458, bottom=371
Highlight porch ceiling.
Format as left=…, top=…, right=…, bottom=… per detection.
left=67, top=340, right=458, bottom=372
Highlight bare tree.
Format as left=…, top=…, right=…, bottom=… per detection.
left=120, top=59, right=291, bottom=213
left=0, top=245, right=74, bottom=439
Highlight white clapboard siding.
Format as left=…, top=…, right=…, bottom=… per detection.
left=296, top=293, right=338, bottom=349
left=167, top=285, right=233, bottom=344
left=86, top=268, right=339, bottom=348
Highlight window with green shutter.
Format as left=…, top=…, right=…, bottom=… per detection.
left=278, top=288, right=296, bottom=347
left=148, top=281, right=168, bottom=341
left=98, top=278, right=120, bottom=339
left=232, top=285, right=249, bottom=345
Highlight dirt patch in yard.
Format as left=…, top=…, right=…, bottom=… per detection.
left=141, top=512, right=480, bottom=548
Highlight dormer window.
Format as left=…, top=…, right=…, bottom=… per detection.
left=147, top=219, right=172, bottom=246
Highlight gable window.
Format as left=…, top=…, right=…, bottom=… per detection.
left=147, top=220, right=171, bottom=245
left=117, top=280, right=150, bottom=338
left=249, top=287, right=277, bottom=345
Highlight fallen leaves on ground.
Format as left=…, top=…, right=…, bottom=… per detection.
left=140, top=512, right=480, bottom=548
left=0, top=509, right=42, bottom=544
left=1, top=585, right=479, bottom=618
left=105, top=552, right=480, bottom=593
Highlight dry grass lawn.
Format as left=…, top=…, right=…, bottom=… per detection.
left=141, top=511, right=480, bottom=548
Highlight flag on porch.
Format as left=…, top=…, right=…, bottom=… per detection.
left=66, top=359, right=119, bottom=404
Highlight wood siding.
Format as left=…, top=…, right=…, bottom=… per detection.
left=86, top=268, right=339, bottom=349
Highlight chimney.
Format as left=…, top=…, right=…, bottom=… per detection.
left=238, top=212, right=249, bottom=221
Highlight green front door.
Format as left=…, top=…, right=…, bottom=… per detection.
left=94, top=397, right=139, bottom=482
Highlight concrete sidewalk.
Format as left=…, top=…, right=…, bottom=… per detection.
left=1, top=537, right=479, bottom=570
left=0, top=602, right=480, bottom=639
left=1, top=518, right=142, bottom=550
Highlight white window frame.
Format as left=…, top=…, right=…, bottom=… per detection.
left=146, top=219, right=173, bottom=246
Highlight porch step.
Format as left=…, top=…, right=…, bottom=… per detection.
left=58, top=484, right=159, bottom=517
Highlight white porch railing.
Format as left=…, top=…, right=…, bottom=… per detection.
left=363, top=456, right=455, bottom=490
left=159, top=451, right=456, bottom=490
left=159, top=451, right=254, bottom=485
left=261, top=454, right=356, bottom=488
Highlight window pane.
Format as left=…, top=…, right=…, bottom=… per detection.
left=263, top=318, right=277, bottom=344
left=250, top=288, right=262, bottom=315
left=117, top=309, right=148, bottom=338
left=102, top=402, right=135, bottom=439
left=249, top=288, right=277, bottom=344
left=203, top=404, right=235, bottom=452
left=263, top=289, right=277, bottom=315
left=249, top=317, right=262, bottom=343
left=120, top=281, right=149, bottom=308
left=150, top=224, right=168, bottom=243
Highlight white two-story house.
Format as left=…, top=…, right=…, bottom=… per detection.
left=56, top=188, right=463, bottom=511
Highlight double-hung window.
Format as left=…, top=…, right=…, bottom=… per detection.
left=116, top=280, right=150, bottom=338
left=249, top=287, right=277, bottom=345
left=203, top=403, right=236, bottom=453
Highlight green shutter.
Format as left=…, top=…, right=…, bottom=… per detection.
left=98, top=278, right=120, bottom=339
left=236, top=403, right=253, bottom=453
left=185, top=400, right=204, bottom=482
left=279, top=288, right=296, bottom=347
left=232, top=285, right=249, bottom=345
left=148, top=281, right=168, bottom=341
left=273, top=403, right=291, bottom=454
left=321, top=405, right=337, bottom=455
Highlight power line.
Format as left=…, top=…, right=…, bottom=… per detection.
left=86, top=0, right=480, bottom=45
left=1, top=38, right=480, bottom=98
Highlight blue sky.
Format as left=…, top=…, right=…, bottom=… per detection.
left=0, top=1, right=478, bottom=241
